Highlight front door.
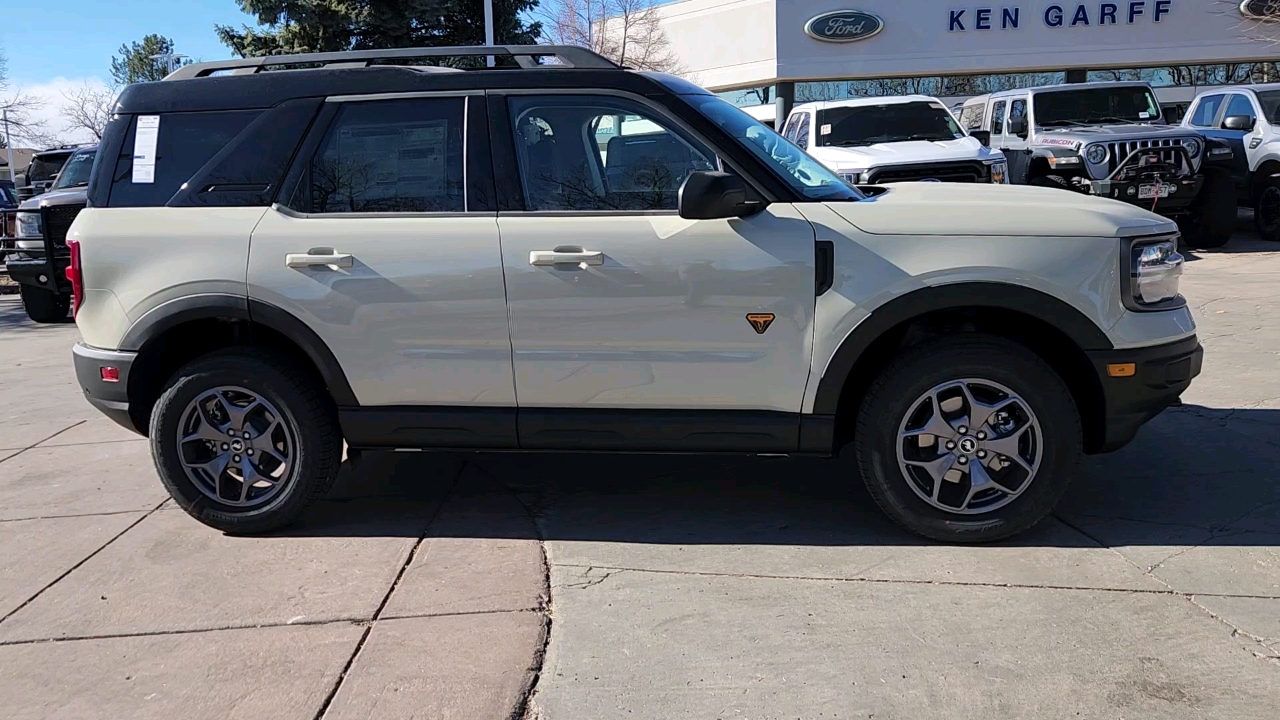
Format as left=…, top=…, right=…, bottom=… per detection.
left=1003, top=97, right=1033, bottom=182
left=1213, top=93, right=1260, bottom=195
left=248, top=94, right=516, bottom=417
left=492, top=93, right=816, bottom=449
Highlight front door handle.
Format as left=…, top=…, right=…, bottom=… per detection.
left=286, top=249, right=353, bottom=268
left=529, top=249, right=604, bottom=267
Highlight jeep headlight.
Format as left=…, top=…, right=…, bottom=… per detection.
left=1085, top=144, right=1109, bottom=165
left=986, top=159, right=1008, bottom=184
left=1180, top=137, right=1202, bottom=159
left=1131, top=240, right=1183, bottom=306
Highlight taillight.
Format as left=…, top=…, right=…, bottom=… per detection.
left=66, top=239, right=84, bottom=316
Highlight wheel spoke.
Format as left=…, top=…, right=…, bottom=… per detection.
left=249, top=419, right=284, bottom=450
left=904, top=454, right=957, bottom=500
left=984, top=426, right=1033, bottom=472
left=221, top=393, right=261, bottom=432
left=183, top=419, right=229, bottom=444
left=957, top=383, right=1003, bottom=433
left=962, top=462, right=1021, bottom=510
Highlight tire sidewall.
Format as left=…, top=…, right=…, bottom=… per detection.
left=150, top=355, right=327, bottom=532
left=856, top=339, right=1082, bottom=542
left=1255, top=182, right=1280, bottom=241
left=1181, top=168, right=1235, bottom=249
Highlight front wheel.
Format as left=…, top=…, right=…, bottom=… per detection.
left=150, top=348, right=343, bottom=534
left=19, top=285, right=70, bottom=323
left=853, top=335, right=1082, bottom=543
left=1253, top=179, right=1280, bottom=242
left=1178, top=167, right=1236, bottom=249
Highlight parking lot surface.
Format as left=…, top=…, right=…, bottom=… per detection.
left=1, top=221, right=1277, bottom=719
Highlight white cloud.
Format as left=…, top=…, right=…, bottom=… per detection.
left=2, top=76, right=113, bottom=147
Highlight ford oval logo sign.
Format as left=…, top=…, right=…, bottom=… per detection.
left=1240, top=0, right=1280, bottom=21
left=805, top=10, right=885, bottom=43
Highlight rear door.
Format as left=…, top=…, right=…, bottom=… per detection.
left=247, top=93, right=516, bottom=429
left=491, top=91, right=817, bottom=450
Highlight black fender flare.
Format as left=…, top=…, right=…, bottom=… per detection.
left=811, top=282, right=1113, bottom=415
left=120, top=293, right=358, bottom=406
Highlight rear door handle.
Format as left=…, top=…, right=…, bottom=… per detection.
left=286, top=250, right=353, bottom=268
left=529, top=250, right=604, bottom=266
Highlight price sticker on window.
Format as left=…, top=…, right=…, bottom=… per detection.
left=132, top=115, right=160, bottom=184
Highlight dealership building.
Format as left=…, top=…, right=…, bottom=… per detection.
left=655, top=0, right=1280, bottom=123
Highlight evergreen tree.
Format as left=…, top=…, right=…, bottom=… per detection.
left=111, top=35, right=190, bottom=84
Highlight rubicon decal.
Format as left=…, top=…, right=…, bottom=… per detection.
left=805, top=10, right=885, bottom=42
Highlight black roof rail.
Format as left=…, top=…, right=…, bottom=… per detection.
left=165, top=45, right=619, bottom=80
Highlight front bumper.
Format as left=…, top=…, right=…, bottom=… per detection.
left=73, top=343, right=143, bottom=435
left=1086, top=335, right=1203, bottom=453
left=1086, top=175, right=1203, bottom=214
left=5, top=253, right=70, bottom=293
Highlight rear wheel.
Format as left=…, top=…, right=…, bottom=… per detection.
left=853, top=335, right=1082, bottom=543
left=19, top=285, right=70, bottom=323
left=150, top=348, right=342, bottom=534
left=1178, top=167, right=1235, bottom=249
left=1253, top=179, right=1280, bottom=242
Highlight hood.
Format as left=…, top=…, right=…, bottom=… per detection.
left=1033, top=124, right=1197, bottom=144
left=17, top=186, right=88, bottom=211
left=810, top=136, right=998, bottom=170
left=826, top=183, right=1177, bottom=238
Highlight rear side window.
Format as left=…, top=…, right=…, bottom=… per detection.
left=795, top=112, right=811, bottom=148
left=1189, top=95, right=1225, bottom=127
left=108, top=111, right=259, bottom=207
left=306, top=97, right=465, bottom=213
left=959, top=103, right=984, bottom=130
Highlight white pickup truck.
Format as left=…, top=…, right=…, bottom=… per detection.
left=780, top=95, right=1009, bottom=185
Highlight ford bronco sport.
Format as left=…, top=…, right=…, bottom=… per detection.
left=963, top=82, right=1237, bottom=249
left=69, top=46, right=1201, bottom=543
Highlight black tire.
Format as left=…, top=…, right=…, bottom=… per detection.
left=150, top=348, right=342, bottom=534
left=853, top=335, right=1082, bottom=543
left=19, top=285, right=70, bottom=323
left=1253, top=178, right=1280, bottom=242
left=1029, top=174, right=1074, bottom=191
left=1178, top=167, right=1235, bottom=249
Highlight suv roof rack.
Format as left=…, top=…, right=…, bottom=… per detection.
left=166, top=45, right=619, bottom=80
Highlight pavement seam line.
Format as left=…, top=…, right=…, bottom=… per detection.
left=548, top=562, right=1280, bottom=599
left=309, top=459, right=465, bottom=720
left=0, top=498, right=167, bottom=627
left=0, top=508, right=155, bottom=524
left=0, top=420, right=86, bottom=467
left=0, top=608, right=545, bottom=648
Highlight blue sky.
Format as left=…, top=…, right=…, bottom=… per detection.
left=2, top=0, right=246, bottom=84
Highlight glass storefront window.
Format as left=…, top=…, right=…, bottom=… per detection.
left=716, top=87, right=775, bottom=107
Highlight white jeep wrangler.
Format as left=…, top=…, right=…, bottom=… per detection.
left=68, top=46, right=1201, bottom=543
left=780, top=95, right=1009, bottom=185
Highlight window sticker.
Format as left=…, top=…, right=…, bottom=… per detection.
left=132, top=115, right=160, bottom=184
left=1139, top=111, right=1151, bottom=119
left=820, top=123, right=832, bottom=135
left=337, top=120, right=448, bottom=192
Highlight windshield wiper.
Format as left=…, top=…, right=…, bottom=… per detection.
left=1093, top=116, right=1142, bottom=125
left=1038, top=120, right=1090, bottom=127
left=829, top=140, right=877, bottom=147
left=900, top=134, right=952, bottom=142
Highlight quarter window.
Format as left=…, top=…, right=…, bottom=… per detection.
left=508, top=95, right=716, bottom=212
left=959, top=103, right=985, bottom=130
left=108, top=110, right=259, bottom=207
left=1189, top=95, right=1225, bottom=127
left=1223, top=94, right=1257, bottom=127
left=796, top=112, right=811, bottom=148
left=991, top=101, right=1007, bottom=135
left=307, top=98, right=465, bottom=213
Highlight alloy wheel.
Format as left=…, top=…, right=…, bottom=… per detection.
left=176, top=386, right=295, bottom=508
left=896, top=378, right=1043, bottom=515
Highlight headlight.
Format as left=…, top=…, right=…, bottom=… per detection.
left=16, top=211, right=41, bottom=240
left=1180, top=137, right=1202, bottom=159
left=986, top=160, right=1008, bottom=184
left=1131, top=240, right=1183, bottom=306
left=1085, top=144, right=1109, bottom=165
left=834, top=169, right=868, bottom=185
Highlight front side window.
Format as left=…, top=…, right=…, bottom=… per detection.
left=685, top=95, right=863, bottom=201
left=509, top=95, right=716, bottom=212
left=816, top=101, right=963, bottom=148
left=991, top=101, right=1007, bottom=134
left=1034, top=87, right=1162, bottom=126
left=51, top=149, right=97, bottom=190
left=308, top=98, right=465, bottom=213
left=1223, top=94, right=1258, bottom=126
left=1189, top=95, right=1225, bottom=127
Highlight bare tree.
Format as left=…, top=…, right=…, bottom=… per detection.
left=59, top=82, right=116, bottom=141
left=0, top=48, right=59, bottom=149
left=541, top=0, right=684, bottom=73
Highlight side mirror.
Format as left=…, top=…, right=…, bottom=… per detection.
left=1007, top=117, right=1028, bottom=137
left=970, top=130, right=991, bottom=147
left=678, top=171, right=765, bottom=220
left=1223, top=115, right=1256, bottom=131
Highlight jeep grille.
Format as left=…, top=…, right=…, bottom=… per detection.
left=866, top=161, right=988, bottom=184
left=1105, top=139, right=1184, bottom=176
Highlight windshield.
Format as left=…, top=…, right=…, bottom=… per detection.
left=817, top=102, right=964, bottom=147
left=1034, top=87, right=1162, bottom=126
left=51, top=149, right=96, bottom=190
left=0, top=185, right=16, bottom=207
left=1255, top=90, right=1280, bottom=124
left=687, top=95, right=863, bottom=201
left=27, top=153, right=72, bottom=184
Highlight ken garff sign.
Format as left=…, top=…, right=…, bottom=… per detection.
left=1240, top=0, right=1280, bottom=22
left=948, top=1, right=1174, bottom=31
left=804, top=10, right=885, bottom=42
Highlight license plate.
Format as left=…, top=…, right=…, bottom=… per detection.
left=1138, top=183, right=1171, bottom=199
